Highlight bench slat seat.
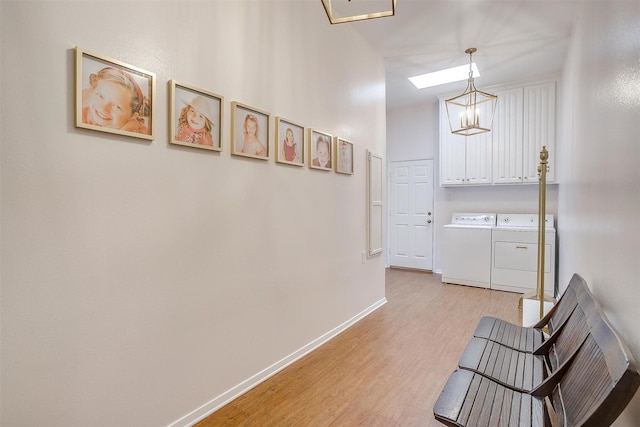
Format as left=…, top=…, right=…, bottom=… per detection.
left=458, top=337, right=545, bottom=392
left=473, top=316, right=544, bottom=352
left=473, top=274, right=588, bottom=353
left=433, top=369, right=546, bottom=427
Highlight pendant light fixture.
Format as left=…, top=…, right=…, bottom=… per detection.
left=445, top=48, right=497, bottom=136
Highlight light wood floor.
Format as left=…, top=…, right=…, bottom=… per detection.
left=197, top=268, right=521, bottom=426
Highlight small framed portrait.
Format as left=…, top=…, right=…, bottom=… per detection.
left=335, top=137, right=354, bottom=175
left=309, top=129, right=333, bottom=171
left=169, top=80, right=223, bottom=151
left=275, top=117, right=305, bottom=166
left=75, top=46, right=155, bottom=140
left=231, top=101, right=270, bottom=160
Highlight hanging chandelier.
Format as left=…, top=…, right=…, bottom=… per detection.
left=445, top=48, right=497, bottom=136
left=321, top=0, right=396, bottom=25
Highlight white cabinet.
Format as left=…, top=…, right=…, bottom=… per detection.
left=440, top=79, right=557, bottom=187
left=439, top=101, right=492, bottom=186
left=493, top=82, right=556, bottom=184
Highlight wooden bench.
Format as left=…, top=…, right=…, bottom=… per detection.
left=433, top=275, right=640, bottom=427
left=457, top=275, right=597, bottom=393
left=472, top=274, right=588, bottom=353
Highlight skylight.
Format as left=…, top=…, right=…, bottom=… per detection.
left=409, top=63, right=480, bottom=89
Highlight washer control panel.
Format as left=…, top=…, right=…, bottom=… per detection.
left=497, top=214, right=554, bottom=228
left=451, top=213, right=497, bottom=226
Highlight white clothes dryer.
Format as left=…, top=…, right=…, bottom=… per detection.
left=491, top=214, right=556, bottom=294
left=442, top=213, right=497, bottom=289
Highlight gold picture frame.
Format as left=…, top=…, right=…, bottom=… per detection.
left=308, top=129, right=333, bottom=171
left=169, top=80, right=223, bottom=151
left=334, top=137, right=354, bottom=175
left=275, top=117, right=305, bottom=166
left=75, top=46, right=155, bottom=141
left=230, top=101, right=270, bottom=160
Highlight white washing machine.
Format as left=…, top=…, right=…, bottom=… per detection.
left=442, top=213, right=497, bottom=288
left=491, top=214, right=556, bottom=294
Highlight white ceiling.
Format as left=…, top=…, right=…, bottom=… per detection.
left=333, top=0, right=581, bottom=109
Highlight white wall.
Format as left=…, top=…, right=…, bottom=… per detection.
left=387, top=104, right=558, bottom=274
left=0, top=1, right=386, bottom=425
left=557, top=2, right=640, bottom=424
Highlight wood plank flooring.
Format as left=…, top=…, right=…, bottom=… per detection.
left=197, top=268, right=521, bottom=426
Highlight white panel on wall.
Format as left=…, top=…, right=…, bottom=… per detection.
left=368, top=150, right=384, bottom=256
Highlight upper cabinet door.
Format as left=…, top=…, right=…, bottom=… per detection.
left=439, top=101, right=466, bottom=185
left=523, top=82, right=556, bottom=182
left=493, top=88, right=524, bottom=183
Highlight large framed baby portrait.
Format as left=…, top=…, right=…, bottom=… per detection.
left=230, top=101, right=270, bottom=160
left=275, top=117, right=305, bottom=166
left=75, top=47, right=155, bottom=141
left=169, top=80, right=223, bottom=151
left=308, top=129, right=333, bottom=171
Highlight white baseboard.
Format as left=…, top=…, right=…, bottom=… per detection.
left=168, top=297, right=388, bottom=427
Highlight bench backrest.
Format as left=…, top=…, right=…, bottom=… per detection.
left=546, top=273, right=590, bottom=336
left=551, top=301, right=640, bottom=426
left=545, top=277, right=600, bottom=371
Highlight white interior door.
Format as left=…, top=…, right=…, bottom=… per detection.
left=389, top=159, right=434, bottom=270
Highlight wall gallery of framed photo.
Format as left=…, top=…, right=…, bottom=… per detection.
left=75, top=46, right=355, bottom=176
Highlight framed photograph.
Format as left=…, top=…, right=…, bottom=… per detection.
left=275, top=117, right=305, bottom=166
left=169, top=80, right=223, bottom=151
left=230, top=102, right=270, bottom=160
left=308, top=129, right=333, bottom=171
left=75, top=46, right=155, bottom=140
left=335, top=137, right=354, bottom=175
